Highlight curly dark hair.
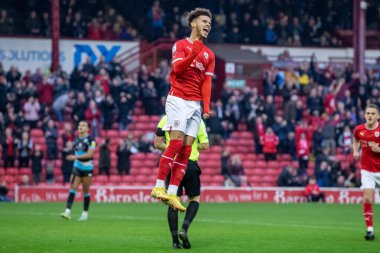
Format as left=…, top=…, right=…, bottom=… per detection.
left=187, top=8, right=212, bottom=27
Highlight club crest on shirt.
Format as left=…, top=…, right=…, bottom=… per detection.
left=174, top=120, right=180, bottom=127
left=375, top=131, right=379, bottom=137
left=204, top=52, right=208, bottom=59
left=360, top=132, right=364, bottom=136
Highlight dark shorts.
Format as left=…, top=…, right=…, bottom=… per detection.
left=72, top=167, right=94, bottom=178
left=166, top=160, right=201, bottom=198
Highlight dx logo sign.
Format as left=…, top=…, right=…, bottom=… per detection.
left=74, top=44, right=121, bottom=67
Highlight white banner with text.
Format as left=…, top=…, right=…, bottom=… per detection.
left=15, top=186, right=374, bottom=204
left=0, top=37, right=138, bottom=73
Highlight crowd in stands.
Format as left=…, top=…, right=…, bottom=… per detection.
left=1, top=0, right=380, bottom=46
left=1, top=43, right=380, bottom=190
left=2, top=39, right=380, bottom=191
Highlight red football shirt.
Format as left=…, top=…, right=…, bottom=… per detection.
left=169, top=38, right=215, bottom=101
left=354, top=122, right=380, bottom=172
left=261, top=133, right=279, bottom=154
left=305, top=184, right=320, bottom=196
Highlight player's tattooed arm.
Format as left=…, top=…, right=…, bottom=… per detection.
left=154, top=135, right=167, bottom=151
left=352, top=137, right=360, bottom=160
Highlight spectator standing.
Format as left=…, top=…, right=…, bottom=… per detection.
left=61, top=141, right=74, bottom=183
left=142, top=81, right=159, bottom=115
left=297, top=133, right=310, bottom=174
left=117, top=93, right=132, bottom=130
left=338, top=126, right=353, bottom=154
left=1, top=127, right=17, bottom=168
left=99, top=138, right=111, bottom=176
left=31, top=145, right=43, bottom=184
left=101, top=95, right=116, bottom=130
left=0, top=9, right=14, bottom=35
left=23, top=97, right=40, bottom=128
left=61, top=122, right=74, bottom=147
left=116, top=139, right=132, bottom=175
left=85, top=100, right=101, bottom=138
left=25, top=11, right=41, bottom=35
left=44, top=119, right=58, bottom=160
left=17, top=131, right=32, bottom=168
left=261, top=127, right=279, bottom=161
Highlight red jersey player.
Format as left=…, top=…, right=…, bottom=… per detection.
left=151, top=8, right=215, bottom=212
left=353, top=104, right=380, bottom=241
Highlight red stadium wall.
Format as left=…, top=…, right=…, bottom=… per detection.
left=15, top=186, right=370, bottom=204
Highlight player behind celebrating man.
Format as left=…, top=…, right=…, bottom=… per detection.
left=154, top=115, right=209, bottom=249
left=353, top=104, right=380, bottom=240
left=150, top=8, right=215, bottom=212
left=60, top=121, right=96, bottom=221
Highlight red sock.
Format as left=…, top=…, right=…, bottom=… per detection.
left=363, top=203, right=373, bottom=228
left=157, top=139, right=183, bottom=181
left=169, top=145, right=192, bottom=186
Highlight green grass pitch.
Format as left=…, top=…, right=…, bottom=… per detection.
left=0, top=202, right=378, bottom=253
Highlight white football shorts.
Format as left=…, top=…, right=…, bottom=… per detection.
left=361, top=170, right=380, bottom=189
left=163, top=95, right=201, bottom=138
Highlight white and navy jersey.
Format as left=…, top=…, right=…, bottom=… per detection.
left=73, top=135, right=96, bottom=171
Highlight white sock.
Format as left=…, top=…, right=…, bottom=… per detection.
left=167, top=185, right=178, bottom=195
left=368, top=226, right=374, bottom=232
left=65, top=208, right=71, bottom=215
left=155, top=179, right=165, bottom=188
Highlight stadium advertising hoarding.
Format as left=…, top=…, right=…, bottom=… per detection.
left=15, top=186, right=375, bottom=204
left=0, top=37, right=139, bottom=73
left=241, top=45, right=380, bottom=64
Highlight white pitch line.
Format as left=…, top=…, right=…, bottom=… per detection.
left=0, top=211, right=358, bottom=231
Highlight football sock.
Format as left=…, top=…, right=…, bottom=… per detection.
left=168, top=145, right=192, bottom=192
left=84, top=193, right=91, bottom=211
left=182, top=201, right=199, bottom=232
left=168, top=207, right=180, bottom=243
left=156, top=139, right=183, bottom=184
left=66, top=189, right=76, bottom=209
left=363, top=203, right=373, bottom=229
left=167, top=185, right=179, bottom=195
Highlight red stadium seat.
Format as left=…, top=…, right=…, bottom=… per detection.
left=31, top=129, right=44, bottom=138
left=109, top=175, right=122, bottom=183
left=107, top=130, right=119, bottom=138
left=95, top=175, right=108, bottom=184
left=150, top=115, right=162, bottom=122
left=146, top=153, right=159, bottom=160
left=267, top=161, right=281, bottom=169
left=6, top=168, right=19, bottom=176
left=256, top=161, right=267, bottom=168
left=131, top=153, right=146, bottom=160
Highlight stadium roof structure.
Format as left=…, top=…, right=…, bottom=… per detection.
left=209, top=44, right=271, bottom=64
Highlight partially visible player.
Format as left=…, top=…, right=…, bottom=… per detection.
left=154, top=115, right=209, bottom=249
left=151, top=8, right=215, bottom=212
left=353, top=103, right=380, bottom=240
left=60, top=121, right=96, bottom=221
